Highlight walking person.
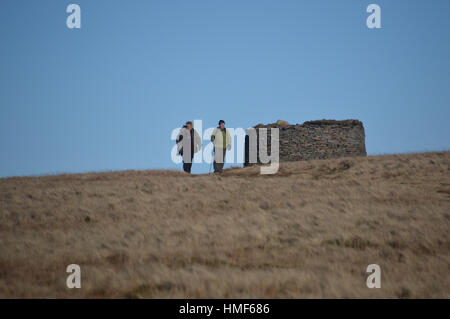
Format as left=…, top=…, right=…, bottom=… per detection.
left=210, top=120, right=232, bottom=173
left=176, top=121, right=202, bottom=173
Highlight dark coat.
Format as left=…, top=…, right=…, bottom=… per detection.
left=176, top=126, right=202, bottom=160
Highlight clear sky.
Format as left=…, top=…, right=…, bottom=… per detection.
left=1, top=0, right=449, bottom=177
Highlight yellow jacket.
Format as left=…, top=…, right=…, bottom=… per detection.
left=211, top=127, right=232, bottom=149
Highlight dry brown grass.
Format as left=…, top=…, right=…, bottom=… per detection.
left=0, top=151, right=449, bottom=298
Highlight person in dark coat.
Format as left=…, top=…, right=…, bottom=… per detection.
left=176, top=121, right=202, bottom=173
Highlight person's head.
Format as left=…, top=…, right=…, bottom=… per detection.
left=186, top=121, right=193, bottom=130
left=218, top=120, right=225, bottom=129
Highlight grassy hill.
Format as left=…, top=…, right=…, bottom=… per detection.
left=0, top=151, right=449, bottom=298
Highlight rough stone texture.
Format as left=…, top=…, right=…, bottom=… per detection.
left=244, top=119, right=367, bottom=165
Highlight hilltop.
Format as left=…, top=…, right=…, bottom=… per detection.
left=0, top=151, right=449, bottom=298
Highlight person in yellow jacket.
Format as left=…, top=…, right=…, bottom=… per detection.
left=210, top=120, right=232, bottom=173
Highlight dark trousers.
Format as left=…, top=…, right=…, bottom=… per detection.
left=183, top=162, right=192, bottom=173
left=213, top=148, right=226, bottom=173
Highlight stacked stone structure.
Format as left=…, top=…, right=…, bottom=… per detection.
left=244, top=119, right=367, bottom=165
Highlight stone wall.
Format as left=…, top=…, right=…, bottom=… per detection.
left=244, top=119, right=367, bottom=165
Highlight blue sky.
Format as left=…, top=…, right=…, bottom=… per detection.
left=1, top=0, right=449, bottom=177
